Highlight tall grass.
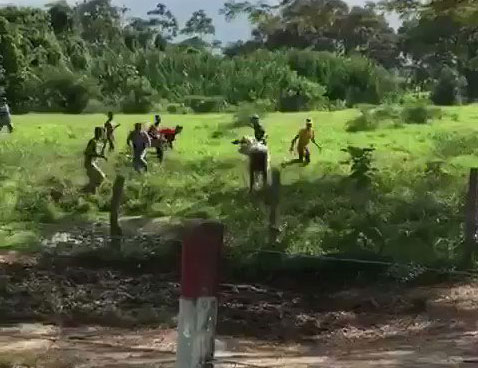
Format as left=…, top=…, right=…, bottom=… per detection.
left=2, top=107, right=478, bottom=267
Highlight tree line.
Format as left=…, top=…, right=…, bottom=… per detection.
left=0, top=0, right=475, bottom=114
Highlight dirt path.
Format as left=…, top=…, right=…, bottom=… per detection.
left=0, top=319, right=477, bottom=367
left=1, top=250, right=478, bottom=367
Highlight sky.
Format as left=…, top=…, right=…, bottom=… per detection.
left=0, top=0, right=400, bottom=43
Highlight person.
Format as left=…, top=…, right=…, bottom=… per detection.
left=0, top=97, right=13, bottom=133
left=104, top=111, right=120, bottom=151
left=250, top=114, right=266, bottom=144
left=154, top=114, right=161, bottom=126
left=127, top=123, right=151, bottom=172
left=84, top=127, right=107, bottom=194
left=289, top=118, right=320, bottom=165
left=148, top=115, right=164, bottom=163
left=160, top=125, right=183, bottom=150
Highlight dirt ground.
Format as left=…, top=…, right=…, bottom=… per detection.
left=1, top=234, right=478, bottom=367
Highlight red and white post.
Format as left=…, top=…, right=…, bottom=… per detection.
left=176, top=221, right=224, bottom=368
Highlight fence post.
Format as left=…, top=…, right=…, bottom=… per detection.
left=176, top=221, right=224, bottom=368
left=268, top=169, right=281, bottom=245
left=464, top=168, right=478, bottom=268
left=110, top=175, right=125, bottom=249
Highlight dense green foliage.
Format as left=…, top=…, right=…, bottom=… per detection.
left=1, top=0, right=477, bottom=111
left=0, top=1, right=402, bottom=113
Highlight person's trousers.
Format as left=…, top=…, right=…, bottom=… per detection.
left=133, top=149, right=148, bottom=172
left=298, top=145, right=311, bottom=164
left=0, top=115, right=13, bottom=133
left=85, top=163, right=105, bottom=193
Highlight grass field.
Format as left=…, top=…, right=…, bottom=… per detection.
left=1, top=106, right=478, bottom=266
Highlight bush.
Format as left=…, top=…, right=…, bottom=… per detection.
left=401, top=103, right=438, bottom=124
left=40, top=69, right=97, bottom=113
left=278, top=77, right=327, bottom=112
left=341, top=146, right=376, bottom=188
left=373, top=104, right=402, bottom=121
left=346, top=109, right=378, bottom=132
left=166, top=103, right=191, bottom=114
left=431, top=67, right=467, bottom=106
left=82, top=99, right=117, bottom=114
left=121, top=77, right=156, bottom=114
left=232, top=101, right=269, bottom=127
left=327, top=99, right=347, bottom=111
left=183, top=95, right=227, bottom=113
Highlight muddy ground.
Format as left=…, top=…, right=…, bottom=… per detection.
left=1, top=222, right=478, bottom=367
left=1, top=251, right=478, bottom=367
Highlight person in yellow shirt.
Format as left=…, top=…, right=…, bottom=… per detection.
left=289, top=118, right=320, bottom=164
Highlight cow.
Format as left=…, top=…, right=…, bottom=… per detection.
left=232, top=136, right=270, bottom=192
left=159, top=125, right=183, bottom=150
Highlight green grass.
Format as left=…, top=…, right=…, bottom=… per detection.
left=1, top=106, right=478, bottom=265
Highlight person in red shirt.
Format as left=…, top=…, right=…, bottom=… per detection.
left=160, top=125, right=183, bottom=150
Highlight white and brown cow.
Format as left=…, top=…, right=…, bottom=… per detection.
left=233, top=136, right=270, bottom=192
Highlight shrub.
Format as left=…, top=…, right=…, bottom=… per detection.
left=232, top=101, right=269, bottom=127
left=346, top=109, right=378, bottom=132
left=431, top=67, right=467, bottom=106
left=184, top=95, right=226, bottom=113
left=401, top=103, right=438, bottom=124
left=82, top=99, right=117, bottom=114
left=328, top=99, right=347, bottom=111
left=166, top=103, right=191, bottom=114
left=341, top=146, right=376, bottom=188
left=373, top=104, right=402, bottom=121
left=40, top=69, right=97, bottom=113
left=278, top=77, right=327, bottom=112
left=121, top=77, right=156, bottom=114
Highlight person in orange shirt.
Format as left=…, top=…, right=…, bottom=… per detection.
left=289, top=118, right=320, bottom=164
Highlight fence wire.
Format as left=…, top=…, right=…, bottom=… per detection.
left=26, top=229, right=478, bottom=279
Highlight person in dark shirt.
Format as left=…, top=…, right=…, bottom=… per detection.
left=104, top=111, right=120, bottom=152
left=84, top=127, right=107, bottom=193
left=0, top=97, right=13, bottom=133
left=127, top=123, right=151, bottom=172
left=250, top=114, right=266, bottom=144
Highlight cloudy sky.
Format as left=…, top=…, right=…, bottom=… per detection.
left=1, top=0, right=399, bottom=43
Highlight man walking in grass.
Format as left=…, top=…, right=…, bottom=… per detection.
left=84, top=127, right=107, bottom=194
left=127, top=123, right=151, bottom=172
left=148, top=114, right=165, bottom=163
left=289, top=118, right=320, bottom=165
left=0, top=97, right=13, bottom=133
left=104, top=111, right=120, bottom=152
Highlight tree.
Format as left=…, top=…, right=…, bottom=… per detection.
left=221, top=0, right=400, bottom=67
left=0, top=56, right=5, bottom=97
left=181, top=10, right=215, bottom=38
left=75, top=0, right=126, bottom=44
left=46, top=1, right=74, bottom=35
left=379, top=0, right=478, bottom=99
left=431, top=66, right=467, bottom=105
left=147, top=3, right=179, bottom=40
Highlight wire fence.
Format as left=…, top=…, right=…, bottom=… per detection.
left=18, top=228, right=477, bottom=280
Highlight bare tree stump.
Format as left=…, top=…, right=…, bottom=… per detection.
left=110, top=175, right=125, bottom=249
left=464, top=168, right=478, bottom=268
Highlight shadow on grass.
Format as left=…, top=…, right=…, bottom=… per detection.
left=0, top=153, right=469, bottom=335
